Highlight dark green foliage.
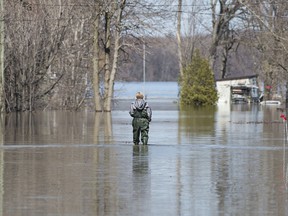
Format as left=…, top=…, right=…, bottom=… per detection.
left=180, top=50, right=218, bottom=106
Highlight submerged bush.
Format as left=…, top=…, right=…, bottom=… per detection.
left=180, top=50, right=218, bottom=106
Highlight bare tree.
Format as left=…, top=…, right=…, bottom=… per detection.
left=179, top=0, right=208, bottom=66
left=91, top=0, right=173, bottom=112
left=4, top=0, right=72, bottom=112
left=90, top=0, right=127, bottom=112
left=209, top=0, right=243, bottom=78
left=93, top=1, right=102, bottom=112
left=242, top=0, right=288, bottom=99
left=1, top=0, right=189, bottom=112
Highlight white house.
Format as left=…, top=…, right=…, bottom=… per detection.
left=216, top=75, right=259, bottom=104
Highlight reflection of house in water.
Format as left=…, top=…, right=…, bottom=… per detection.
left=216, top=75, right=260, bottom=104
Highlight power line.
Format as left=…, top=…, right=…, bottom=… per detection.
left=2, top=2, right=288, bottom=22
left=7, top=3, right=209, bottom=7
left=12, top=2, right=288, bottom=8
left=2, top=11, right=288, bottom=23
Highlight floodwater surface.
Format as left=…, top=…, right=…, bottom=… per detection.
left=0, top=102, right=288, bottom=216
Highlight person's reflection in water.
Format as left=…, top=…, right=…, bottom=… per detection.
left=133, top=145, right=149, bottom=174
left=131, top=145, right=151, bottom=214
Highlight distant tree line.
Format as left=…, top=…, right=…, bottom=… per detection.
left=117, top=37, right=180, bottom=82
left=117, top=35, right=258, bottom=82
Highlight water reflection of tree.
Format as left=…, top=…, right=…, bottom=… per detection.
left=0, top=114, right=3, bottom=216
left=263, top=107, right=282, bottom=141
left=4, top=112, right=37, bottom=144
left=179, top=105, right=230, bottom=213
left=93, top=112, right=113, bottom=144
left=262, top=107, right=288, bottom=191
left=1, top=111, right=113, bottom=145
left=0, top=111, right=117, bottom=215
left=178, top=106, right=217, bottom=138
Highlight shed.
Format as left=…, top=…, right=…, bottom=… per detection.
left=216, top=75, right=259, bottom=104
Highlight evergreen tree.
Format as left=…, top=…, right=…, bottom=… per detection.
left=180, top=50, right=218, bottom=106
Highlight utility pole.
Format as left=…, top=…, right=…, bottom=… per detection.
left=143, top=42, right=146, bottom=98
left=0, top=2, right=3, bottom=213
left=177, top=0, right=183, bottom=79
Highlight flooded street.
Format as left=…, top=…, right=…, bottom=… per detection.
left=0, top=102, right=288, bottom=215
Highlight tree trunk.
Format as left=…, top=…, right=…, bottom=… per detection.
left=103, top=0, right=126, bottom=112
left=103, top=11, right=112, bottom=111
left=209, top=0, right=241, bottom=79
left=104, top=24, right=121, bottom=111
left=0, top=0, right=4, bottom=112
left=93, top=10, right=102, bottom=112
left=177, top=0, right=183, bottom=79
left=209, top=0, right=217, bottom=73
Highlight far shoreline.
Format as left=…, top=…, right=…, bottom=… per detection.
left=112, top=98, right=179, bottom=111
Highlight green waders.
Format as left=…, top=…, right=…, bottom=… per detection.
left=132, top=117, right=149, bottom=145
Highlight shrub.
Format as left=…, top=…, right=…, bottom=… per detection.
left=180, top=50, right=218, bottom=106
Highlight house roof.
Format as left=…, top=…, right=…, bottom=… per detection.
left=215, top=74, right=258, bottom=82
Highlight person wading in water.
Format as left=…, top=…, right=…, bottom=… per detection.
left=129, top=92, right=152, bottom=145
